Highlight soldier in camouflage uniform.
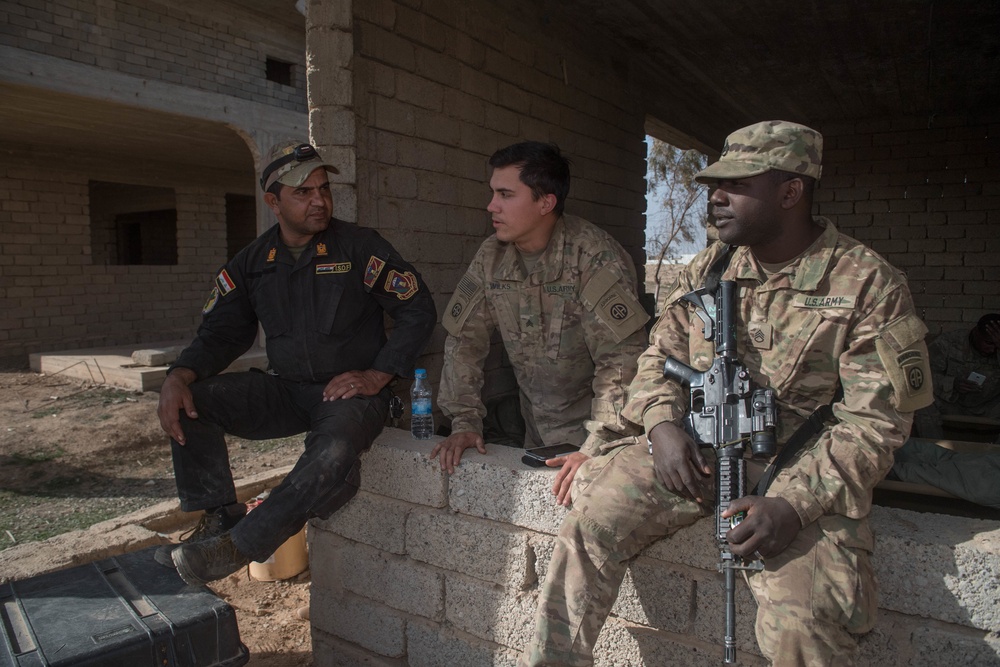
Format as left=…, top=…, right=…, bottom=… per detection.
left=520, top=121, right=934, bottom=666
left=434, top=142, right=648, bottom=501
left=913, top=314, right=1000, bottom=438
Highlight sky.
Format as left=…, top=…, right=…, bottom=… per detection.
left=643, top=135, right=707, bottom=260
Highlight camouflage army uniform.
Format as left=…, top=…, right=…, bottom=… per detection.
left=913, top=327, right=1000, bottom=437
left=520, top=219, right=933, bottom=666
left=440, top=214, right=649, bottom=455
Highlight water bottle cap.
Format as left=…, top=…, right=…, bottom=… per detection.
left=415, top=368, right=427, bottom=378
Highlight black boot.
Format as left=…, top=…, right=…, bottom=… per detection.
left=154, top=504, right=246, bottom=567
left=172, top=532, right=250, bottom=585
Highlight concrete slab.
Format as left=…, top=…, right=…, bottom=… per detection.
left=29, top=342, right=268, bottom=392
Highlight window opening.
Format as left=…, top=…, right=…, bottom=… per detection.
left=89, top=181, right=177, bottom=266
left=265, top=58, right=294, bottom=86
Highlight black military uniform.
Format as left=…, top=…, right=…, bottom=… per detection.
left=169, top=217, right=436, bottom=561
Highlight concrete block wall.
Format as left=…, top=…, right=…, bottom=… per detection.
left=0, top=159, right=239, bottom=363
left=307, top=0, right=651, bottom=387
left=817, top=113, right=1000, bottom=336
left=309, top=429, right=1000, bottom=666
left=1, top=0, right=307, bottom=112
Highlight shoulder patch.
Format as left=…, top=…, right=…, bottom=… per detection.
left=443, top=273, right=484, bottom=336
left=593, top=284, right=649, bottom=342
left=580, top=266, right=620, bottom=310
left=202, top=286, right=220, bottom=314
left=875, top=313, right=933, bottom=412
left=581, top=266, right=649, bottom=342
left=364, top=256, right=386, bottom=289
left=216, top=269, right=236, bottom=295
left=384, top=269, right=419, bottom=300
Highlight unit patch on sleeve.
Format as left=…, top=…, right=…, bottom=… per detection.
left=384, top=269, right=419, bottom=300
left=202, top=286, right=220, bottom=314
left=364, top=256, right=387, bottom=289
left=216, top=269, right=236, bottom=295
left=442, top=272, right=484, bottom=336
left=316, top=262, right=351, bottom=275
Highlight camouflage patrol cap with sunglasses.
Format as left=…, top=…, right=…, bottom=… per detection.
left=260, top=141, right=339, bottom=192
left=694, top=121, right=823, bottom=184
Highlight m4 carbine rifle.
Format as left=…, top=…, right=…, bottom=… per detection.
left=661, top=279, right=777, bottom=665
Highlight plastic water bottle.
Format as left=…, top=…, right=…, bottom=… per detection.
left=410, top=368, right=434, bottom=440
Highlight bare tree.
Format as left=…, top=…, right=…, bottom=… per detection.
left=646, top=140, right=708, bottom=308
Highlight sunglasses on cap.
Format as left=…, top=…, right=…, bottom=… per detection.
left=260, top=143, right=319, bottom=190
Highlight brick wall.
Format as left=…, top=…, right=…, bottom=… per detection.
left=308, top=0, right=650, bottom=393
left=1, top=0, right=306, bottom=113
left=0, top=159, right=238, bottom=364
left=309, top=430, right=1000, bottom=666
left=818, top=114, right=1000, bottom=336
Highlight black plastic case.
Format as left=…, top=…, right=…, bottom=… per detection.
left=1, top=546, right=249, bottom=667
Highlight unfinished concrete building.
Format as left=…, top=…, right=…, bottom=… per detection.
left=2, top=0, right=1000, bottom=665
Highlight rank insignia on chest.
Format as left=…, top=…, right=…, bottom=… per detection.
left=316, top=242, right=328, bottom=256
left=364, top=256, right=386, bottom=288
left=216, top=269, right=236, bottom=295
left=316, top=262, right=351, bottom=275
left=748, top=322, right=773, bottom=350
left=385, top=269, right=419, bottom=300
left=266, top=247, right=276, bottom=262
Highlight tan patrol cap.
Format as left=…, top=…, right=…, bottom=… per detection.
left=695, top=121, right=823, bottom=184
left=260, top=141, right=339, bottom=191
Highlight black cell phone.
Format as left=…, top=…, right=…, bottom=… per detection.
left=521, top=443, right=580, bottom=467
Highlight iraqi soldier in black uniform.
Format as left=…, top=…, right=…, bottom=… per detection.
left=156, top=141, right=437, bottom=585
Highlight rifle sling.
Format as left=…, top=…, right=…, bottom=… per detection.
left=752, top=388, right=841, bottom=497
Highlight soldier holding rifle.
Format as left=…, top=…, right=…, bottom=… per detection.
left=520, top=121, right=933, bottom=666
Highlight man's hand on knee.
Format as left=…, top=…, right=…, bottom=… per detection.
left=157, top=368, right=198, bottom=445
left=429, top=431, right=486, bottom=474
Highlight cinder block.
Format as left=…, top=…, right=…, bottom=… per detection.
left=528, top=533, right=556, bottom=585
left=358, top=429, right=447, bottom=508
left=336, top=539, right=445, bottom=620
left=407, top=621, right=520, bottom=667
left=130, top=345, right=184, bottom=366
left=312, top=489, right=410, bottom=554
left=406, top=508, right=533, bottom=588
left=593, top=616, right=765, bottom=667
left=909, top=626, right=1000, bottom=667
left=312, top=590, right=407, bottom=658
left=313, top=627, right=406, bottom=666
left=447, top=444, right=569, bottom=535
left=640, top=514, right=718, bottom=571
left=691, top=568, right=760, bottom=656
left=444, top=571, right=538, bottom=649
left=871, top=506, right=1000, bottom=631
left=611, top=557, right=696, bottom=633
left=857, top=611, right=916, bottom=666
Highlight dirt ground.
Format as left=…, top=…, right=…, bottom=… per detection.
left=0, top=369, right=313, bottom=666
